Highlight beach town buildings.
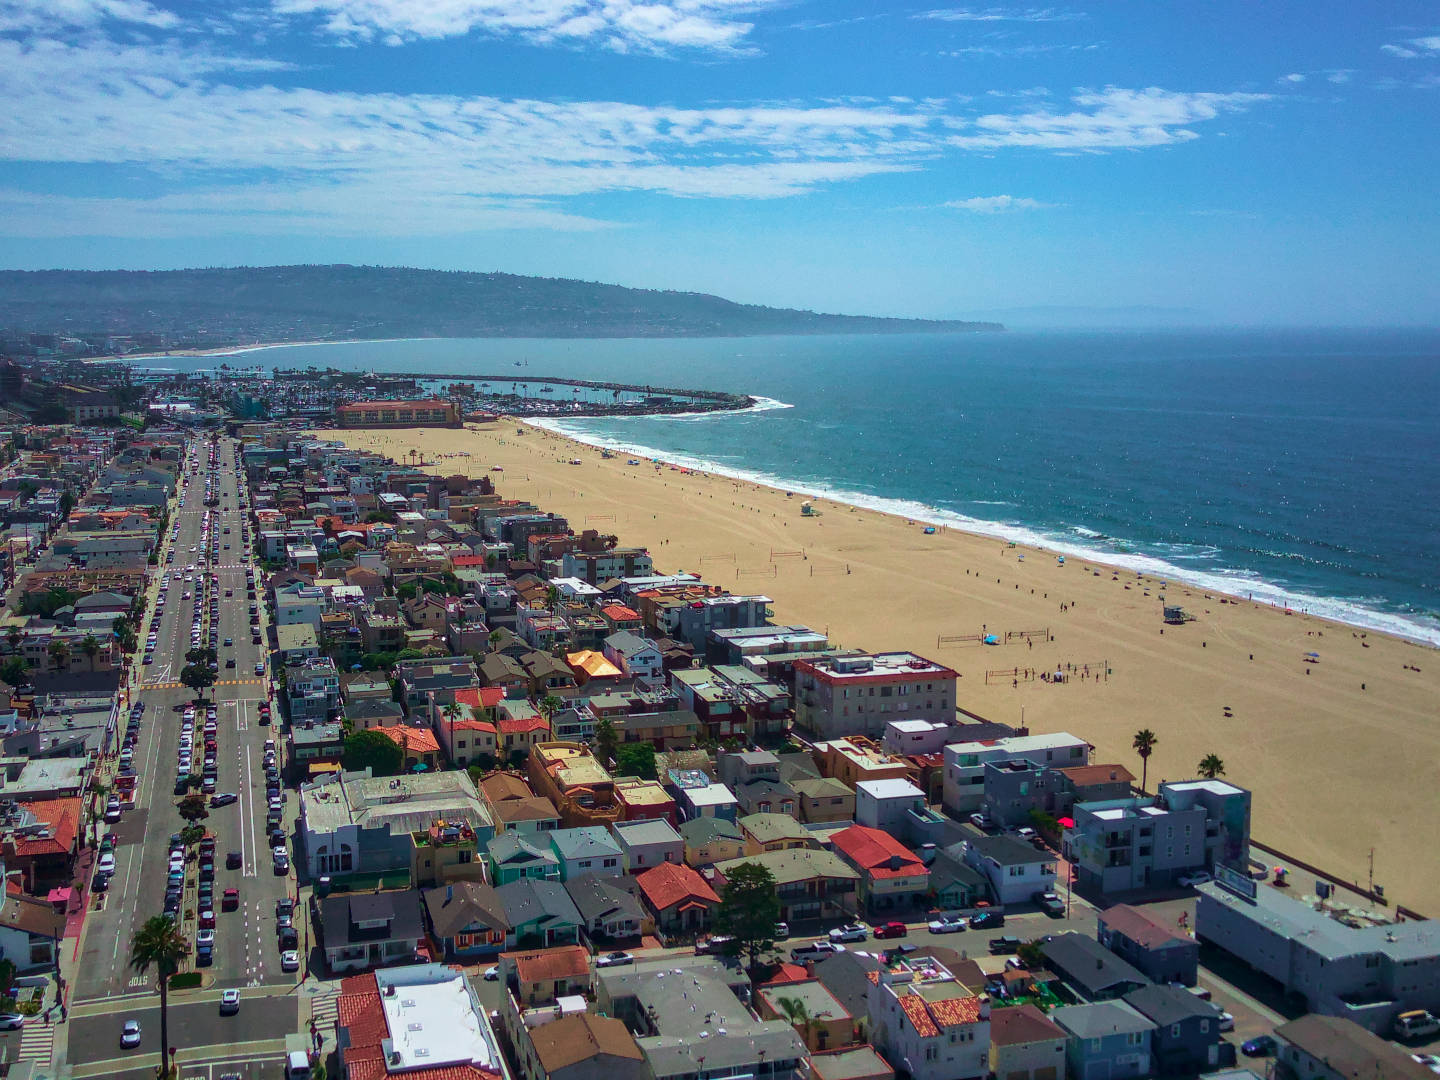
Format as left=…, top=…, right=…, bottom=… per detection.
left=793, top=652, right=958, bottom=740
left=941, top=732, right=1091, bottom=817
left=1196, top=873, right=1440, bottom=1033
left=1063, top=779, right=1251, bottom=894
left=866, top=952, right=991, bottom=1080
left=336, top=399, right=460, bottom=428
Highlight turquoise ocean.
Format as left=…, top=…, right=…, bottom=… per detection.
left=173, top=328, right=1440, bottom=645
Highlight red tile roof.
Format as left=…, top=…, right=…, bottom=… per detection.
left=601, top=605, right=640, bottom=621
left=454, top=686, right=505, bottom=709
left=499, top=714, right=550, bottom=735
left=831, top=825, right=926, bottom=879
left=635, top=862, right=719, bottom=912
left=13, top=798, right=79, bottom=857
left=898, top=994, right=939, bottom=1038
left=502, top=944, right=590, bottom=983
left=378, top=725, right=440, bottom=754
left=762, top=962, right=812, bottom=985
left=896, top=992, right=983, bottom=1038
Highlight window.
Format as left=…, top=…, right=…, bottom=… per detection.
left=924, top=1046, right=937, bottom=1061
left=1170, top=1024, right=1180, bottom=1038
left=603, top=858, right=618, bottom=868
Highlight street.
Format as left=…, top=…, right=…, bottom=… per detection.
left=68, top=437, right=305, bottom=1067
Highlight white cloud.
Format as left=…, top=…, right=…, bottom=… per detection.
left=271, top=0, right=778, bottom=53
left=0, top=0, right=179, bottom=31
left=944, top=86, right=1269, bottom=151
left=914, top=6, right=1085, bottom=22
left=1325, top=69, right=1353, bottom=84
left=944, top=194, right=1051, bottom=212
left=1381, top=36, right=1440, bottom=59
left=1279, top=72, right=1305, bottom=83
left=0, top=20, right=1274, bottom=238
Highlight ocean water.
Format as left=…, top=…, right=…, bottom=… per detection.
left=190, top=329, right=1440, bottom=644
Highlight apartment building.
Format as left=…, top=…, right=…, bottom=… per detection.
left=794, top=652, right=958, bottom=740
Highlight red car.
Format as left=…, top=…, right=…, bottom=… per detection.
left=873, top=921, right=908, bottom=939
left=222, top=888, right=240, bottom=911
left=199, top=909, right=216, bottom=929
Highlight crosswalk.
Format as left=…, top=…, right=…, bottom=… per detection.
left=310, top=990, right=340, bottom=1032
left=17, top=1021, right=55, bottom=1067
left=143, top=678, right=266, bottom=690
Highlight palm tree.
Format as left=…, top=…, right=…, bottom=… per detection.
left=538, top=694, right=563, bottom=719
left=443, top=701, right=462, bottom=763
left=487, top=629, right=503, bottom=651
left=47, top=639, right=70, bottom=673
left=130, top=915, right=189, bottom=1075
left=1197, top=754, right=1226, bottom=779
left=1132, top=729, right=1158, bottom=794
left=79, top=634, right=101, bottom=670
left=5, top=627, right=21, bottom=653
left=775, top=996, right=818, bottom=1047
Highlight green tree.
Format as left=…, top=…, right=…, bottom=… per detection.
left=1132, top=728, right=1158, bottom=794
left=0, top=657, right=29, bottom=687
left=179, top=824, right=207, bottom=848
left=1015, top=939, right=1046, bottom=970
left=79, top=634, right=101, bottom=667
left=5, top=626, right=21, bottom=652
left=1197, top=753, right=1226, bottom=779
left=47, top=639, right=71, bottom=672
left=396, top=582, right=418, bottom=601
left=176, top=795, right=209, bottom=823
left=359, top=651, right=397, bottom=672
left=343, top=728, right=404, bottom=777
left=180, top=663, right=216, bottom=703
left=487, top=629, right=503, bottom=649
left=538, top=694, right=563, bottom=718
left=184, top=646, right=216, bottom=666
left=129, top=915, right=189, bottom=1073
left=614, top=741, right=657, bottom=780
left=715, top=861, right=781, bottom=975
left=774, top=996, right=818, bottom=1046
left=594, top=717, right=618, bottom=766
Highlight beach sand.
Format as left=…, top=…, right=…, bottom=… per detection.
left=320, top=420, right=1440, bottom=909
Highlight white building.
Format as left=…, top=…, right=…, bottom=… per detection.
left=883, top=718, right=959, bottom=757
left=855, top=777, right=928, bottom=833
left=942, top=732, right=1091, bottom=815
left=867, top=953, right=991, bottom=1080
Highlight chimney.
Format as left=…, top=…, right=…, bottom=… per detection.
left=446, top=884, right=453, bottom=903
left=804, top=959, right=815, bottom=978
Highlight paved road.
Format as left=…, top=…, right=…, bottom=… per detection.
left=74, top=437, right=299, bottom=1008
left=69, top=992, right=299, bottom=1066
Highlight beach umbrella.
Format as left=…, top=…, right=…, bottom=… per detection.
left=411, top=762, right=429, bottom=772
left=1305, top=652, right=1319, bottom=658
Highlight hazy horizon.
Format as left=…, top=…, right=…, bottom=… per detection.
left=2, top=1, right=1438, bottom=327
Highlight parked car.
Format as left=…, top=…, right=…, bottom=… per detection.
left=1034, top=891, right=1065, bottom=916
left=829, top=923, right=869, bottom=943
left=0, top=1014, right=23, bottom=1030
left=595, top=951, right=634, bottom=968
left=873, top=921, right=908, bottom=939
left=927, top=916, right=967, bottom=934
left=280, top=950, right=299, bottom=973
left=988, top=935, right=1023, bottom=955
left=790, top=941, right=841, bottom=962
left=1241, top=1035, right=1276, bottom=1057
left=1177, top=871, right=1213, bottom=888
left=969, top=911, right=1005, bottom=929
left=210, top=793, right=238, bottom=807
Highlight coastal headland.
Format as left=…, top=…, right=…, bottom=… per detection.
left=318, top=419, right=1440, bottom=909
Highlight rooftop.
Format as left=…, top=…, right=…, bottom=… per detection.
left=301, top=768, right=489, bottom=837
left=799, top=651, right=956, bottom=682
left=375, top=963, right=503, bottom=1075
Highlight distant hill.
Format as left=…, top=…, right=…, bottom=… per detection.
left=0, top=265, right=1001, bottom=344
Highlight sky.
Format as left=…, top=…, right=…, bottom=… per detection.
left=1, top=0, right=1438, bottom=326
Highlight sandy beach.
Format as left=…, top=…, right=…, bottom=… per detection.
left=320, top=419, right=1440, bottom=910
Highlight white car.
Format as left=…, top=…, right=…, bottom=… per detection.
left=829, top=924, right=869, bottom=943
left=220, top=988, right=240, bottom=1015
left=483, top=965, right=499, bottom=981
left=281, top=950, right=300, bottom=973
left=97, top=853, right=116, bottom=875
left=1216, top=1011, right=1234, bottom=1032
left=120, top=1019, right=142, bottom=1049
left=595, top=951, right=634, bottom=968
left=1177, top=871, right=1213, bottom=888
left=927, top=916, right=967, bottom=934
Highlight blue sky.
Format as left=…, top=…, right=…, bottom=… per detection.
left=1, top=0, right=1437, bottom=325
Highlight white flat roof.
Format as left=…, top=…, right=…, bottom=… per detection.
left=1166, top=779, right=1245, bottom=797
left=945, top=731, right=1089, bottom=758
left=377, top=965, right=499, bottom=1073
left=856, top=778, right=925, bottom=800
left=687, top=782, right=738, bottom=807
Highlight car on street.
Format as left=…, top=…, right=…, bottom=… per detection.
left=595, top=951, right=634, bottom=968
left=197, top=929, right=215, bottom=947
left=873, top=921, right=908, bottom=939
left=969, top=911, right=1005, bottom=930
left=223, top=887, right=240, bottom=910
left=1177, top=871, right=1213, bottom=888
left=97, top=853, right=116, bottom=875
left=0, top=1013, right=25, bottom=1030
left=483, top=965, right=499, bottom=981
left=199, top=909, right=215, bottom=929
left=220, top=989, right=240, bottom=1015
left=210, top=793, right=238, bottom=807
left=281, top=950, right=300, bottom=973
left=120, top=1019, right=142, bottom=1048
left=773, top=921, right=788, bottom=939
left=226, top=851, right=243, bottom=870
left=988, top=935, right=1023, bottom=955
left=791, top=941, right=841, bottom=961
left=1013, top=827, right=1038, bottom=842
left=1035, top=891, right=1065, bottom=916
left=829, top=923, right=869, bottom=943
left=1241, top=1035, right=1276, bottom=1057
left=927, top=916, right=967, bottom=934
left=1216, top=1010, right=1235, bottom=1032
